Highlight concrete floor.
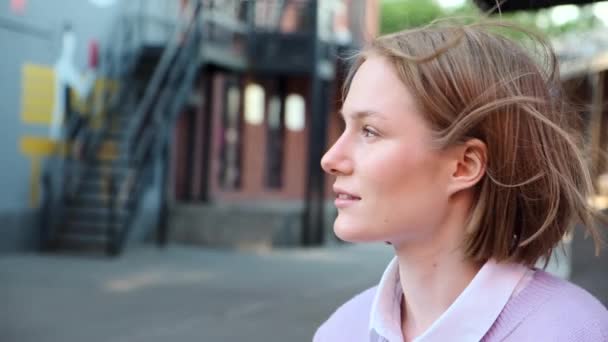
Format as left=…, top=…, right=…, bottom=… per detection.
left=1, top=243, right=393, bottom=342
left=0, top=231, right=606, bottom=342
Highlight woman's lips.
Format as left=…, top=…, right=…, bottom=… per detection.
left=333, top=191, right=361, bottom=208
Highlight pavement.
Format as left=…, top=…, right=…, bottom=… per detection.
left=1, top=229, right=606, bottom=342
left=1, top=243, right=393, bottom=342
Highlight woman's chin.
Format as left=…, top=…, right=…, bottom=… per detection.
left=333, top=220, right=378, bottom=243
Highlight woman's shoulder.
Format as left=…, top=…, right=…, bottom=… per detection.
left=500, top=270, right=608, bottom=340
left=313, top=286, right=377, bottom=342
left=531, top=270, right=607, bottom=317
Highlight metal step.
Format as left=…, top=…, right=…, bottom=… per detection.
left=66, top=189, right=135, bottom=208
left=62, top=225, right=108, bottom=237
left=78, top=179, right=106, bottom=193
left=94, top=155, right=130, bottom=165
left=105, top=130, right=128, bottom=141
left=64, top=206, right=129, bottom=222
left=108, top=124, right=130, bottom=136
left=57, top=232, right=108, bottom=244
left=77, top=171, right=130, bottom=198
left=86, top=164, right=130, bottom=178
left=108, top=118, right=131, bottom=133
left=64, top=218, right=122, bottom=230
left=66, top=192, right=114, bottom=207
left=86, top=165, right=133, bottom=185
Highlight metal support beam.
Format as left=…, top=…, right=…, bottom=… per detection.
left=200, top=71, right=214, bottom=202
left=302, top=0, right=331, bottom=246
left=157, top=128, right=171, bottom=247
left=589, top=71, right=606, bottom=182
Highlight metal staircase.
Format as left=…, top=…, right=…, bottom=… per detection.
left=40, top=0, right=345, bottom=255
left=41, top=1, right=205, bottom=255
left=58, top=92, right=137, bottom=254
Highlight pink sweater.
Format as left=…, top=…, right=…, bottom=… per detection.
left=314, top=270, right=608, bottom=341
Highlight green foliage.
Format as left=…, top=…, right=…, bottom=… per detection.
left=380, top=0, right=442, bottom=34
left=380, top=0, right=604, bottom=37
left=381, top=0, right=482, bottom=34
left=506, top=6, right=600, bottom=37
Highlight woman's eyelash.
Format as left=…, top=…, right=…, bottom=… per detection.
left=362, top=126, right=378, bottom=137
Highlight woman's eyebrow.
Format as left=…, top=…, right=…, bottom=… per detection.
left=338, top=109, right=386, bottom=121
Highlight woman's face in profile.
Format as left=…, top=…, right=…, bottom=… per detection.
left=321, top=57, right=452, bottom=245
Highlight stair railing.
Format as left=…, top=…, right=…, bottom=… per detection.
left=38, top=10, right=164, bottom=252
left=106, top=0, right=205, bottom=254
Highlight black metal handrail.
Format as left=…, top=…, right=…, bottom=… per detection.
left=106, top=173, right=119, bottom=255
left=39, top=166, right=55, bottom=250
left=78, top=13, right=148, bottom=168
left=62, top=9, right=181, bottom=209
left=99, top=1, right=205, bottom=254
left=127, top=2, right=203, bottom=160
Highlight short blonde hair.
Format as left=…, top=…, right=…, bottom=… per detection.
left=344, top=20, right=605, bottom=266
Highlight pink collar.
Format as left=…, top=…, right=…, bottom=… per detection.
left=369, top=257, right=532, bottom=342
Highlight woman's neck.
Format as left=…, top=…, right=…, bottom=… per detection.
left=394, top=195, right=482, bottom=341
left=396, top=246, right=481, bottom=341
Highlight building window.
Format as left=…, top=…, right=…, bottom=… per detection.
left=285, top=93, right=305, bottom=132
left=219, top=79, right=243, bottom=190
left=244, top=83, right=265, bottom=126
left=265, top=95, right=284, bottom=189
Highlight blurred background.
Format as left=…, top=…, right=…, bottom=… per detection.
left=1, top=0, right=607, bottom=341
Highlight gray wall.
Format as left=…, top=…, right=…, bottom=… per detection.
left=0, top=0, right=175, bottom=252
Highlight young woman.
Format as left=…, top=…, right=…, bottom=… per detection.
left=315, top=21, right=608, bottom=341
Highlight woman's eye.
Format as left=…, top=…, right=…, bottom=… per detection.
left=362, top=126, right=378, bottom=138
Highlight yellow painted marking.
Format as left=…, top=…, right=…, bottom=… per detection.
left=22, top=64, right=54, bottom=80
left=22, top=97, right=54, bottom=109
left=21, top=64, right=55, bottom=125
left=19, top=136, right=68, bottom=157
left=20, top=136, right=123, bottom=208
left=19, top=64, right=122, bottom=209
left=19, top=136, right=121, bottom=160
left=20, top=63, right=119, bottom=125
left=70, top=79, right=119, bottom=115
left=21, top=112, right=53, bottom=125
left=90, top=115, right=104, bottom=129
left=98, top=140, right=119, bottom=160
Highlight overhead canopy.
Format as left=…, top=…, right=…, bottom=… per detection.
left=474, top=0, right=603, bottom=12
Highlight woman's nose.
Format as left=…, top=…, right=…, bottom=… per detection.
left=321, top=140, right=353, bottom=176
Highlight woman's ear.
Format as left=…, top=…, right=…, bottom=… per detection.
left=446, top=138, right=487, bottom=196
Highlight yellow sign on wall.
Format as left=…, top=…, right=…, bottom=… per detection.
left=19, top=63, right=119, bottom=207
left=21, top=63, right=56, bottom=125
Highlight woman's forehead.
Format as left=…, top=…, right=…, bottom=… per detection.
left=344, top=57, right=417, bottom=116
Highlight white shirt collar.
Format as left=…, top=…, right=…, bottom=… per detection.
left=369, top=257, right=530, bottom=342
